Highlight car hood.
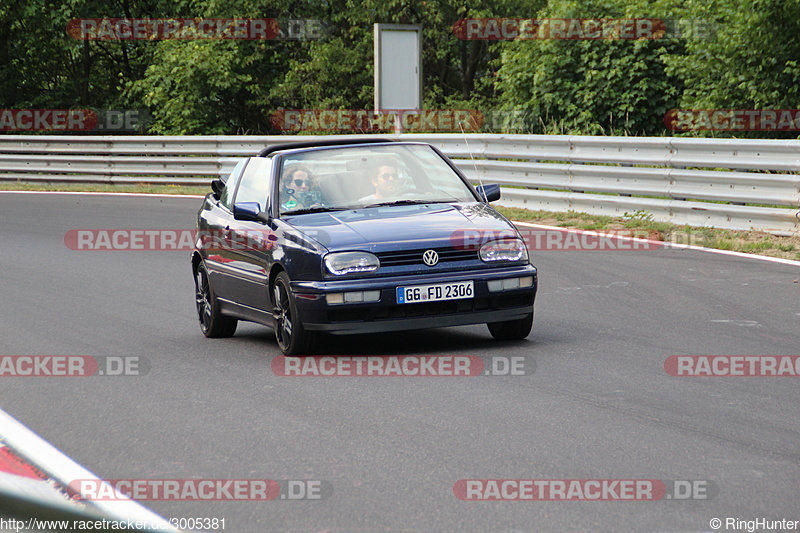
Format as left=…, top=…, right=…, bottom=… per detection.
left=283, top=202, right=518, bottom=253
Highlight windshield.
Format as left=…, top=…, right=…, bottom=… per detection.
left=277, top=144, right=476, bottom=214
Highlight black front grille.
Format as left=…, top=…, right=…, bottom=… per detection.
left=326, top=292, right=533, bottom=323
left=376, top=247, right=478, bottom=267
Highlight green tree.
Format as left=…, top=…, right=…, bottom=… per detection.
left=663, top=0, right=800, bottom=138
left=0, top=0, right=188, bottom=110
left=496, top=0, right=686, bottom=135
left=126, top=0, right=295, bottom=134
left=270, top=0, right=542, bottom=117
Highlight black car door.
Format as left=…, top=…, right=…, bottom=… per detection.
left=200, top=159, right=247, bottom=302
left=224, top=158, right=277, bottom=312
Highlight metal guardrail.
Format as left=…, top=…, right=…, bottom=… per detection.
left=1, top=134, right=798, bottom=233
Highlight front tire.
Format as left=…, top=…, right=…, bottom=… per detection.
left=487, top=312, right=533, bottom=341
left=273, top=272, right=318, bottom=355
left=195, top=261, right=238, bottom=338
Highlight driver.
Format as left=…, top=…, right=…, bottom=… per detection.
left=281, top=165, right=323, bottom=210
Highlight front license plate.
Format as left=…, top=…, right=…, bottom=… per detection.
left=396, top=281, right=474, bottom=304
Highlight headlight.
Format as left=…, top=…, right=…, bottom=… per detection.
left=479, top=238, right=527, bottom=262
left=324, top=251, right=380, bottom=276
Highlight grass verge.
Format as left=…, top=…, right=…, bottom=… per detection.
left=0, top=182, right=209, bottom=196
left=497, top=206, right=800, bottom=262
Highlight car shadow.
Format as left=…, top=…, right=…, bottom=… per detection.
left=316, top=328, right=503, bottom=356
left=231, top=323, right=539, bottom=356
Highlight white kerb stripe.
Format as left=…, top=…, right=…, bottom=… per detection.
left=0, top=409, right=178, bottom=529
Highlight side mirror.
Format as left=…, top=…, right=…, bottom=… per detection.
left=233, top=202, right=270, bottom=224
left=211, top=179, right=225, bottom=200
left=476, top=184, right=501, bottom=203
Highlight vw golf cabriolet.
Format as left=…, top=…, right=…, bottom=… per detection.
left=192, top=138, right=537, bottom=355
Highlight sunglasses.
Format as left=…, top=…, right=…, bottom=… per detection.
left=289, top=178, right=311, bottom=186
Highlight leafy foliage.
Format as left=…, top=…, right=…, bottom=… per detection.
left=496, top=0, right=686, bottom=135
left=662, top=0, right=800, bottom=137
left=0, top=0, right=797, bottom=137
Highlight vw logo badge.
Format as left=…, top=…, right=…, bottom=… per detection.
left=422, top=250, right=439, bottom=266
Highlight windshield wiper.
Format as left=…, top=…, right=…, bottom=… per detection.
left=281, top=206, right=352, bottom=215
left=361, top=199, right=451, bottom=208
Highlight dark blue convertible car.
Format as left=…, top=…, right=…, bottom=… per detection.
left=192, top=139, right=537, bottom=355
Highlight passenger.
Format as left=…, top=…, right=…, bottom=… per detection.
left=358, top=160, right=401, bottom=202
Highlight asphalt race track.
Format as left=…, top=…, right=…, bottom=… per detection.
left=1, top=192, right=799, bottom=532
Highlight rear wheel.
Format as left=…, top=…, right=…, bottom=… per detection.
left=195, top=261, right=237, bottom=338
left=487, top=312, right=533, bottom=341
left=273, top=272, right=318, bottom=355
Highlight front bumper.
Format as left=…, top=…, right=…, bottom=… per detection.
left=291, top=265, right=537, bottom=335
